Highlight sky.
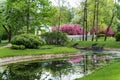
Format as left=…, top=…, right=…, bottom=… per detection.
left=50, top=0, right=84, bottom=8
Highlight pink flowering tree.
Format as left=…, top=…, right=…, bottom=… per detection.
left=52, top=24, right=85, bottom=35
left=90, top=26, right=114, bottom=36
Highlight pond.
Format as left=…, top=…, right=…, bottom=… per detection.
left=0, top=50, right=120, bottom=80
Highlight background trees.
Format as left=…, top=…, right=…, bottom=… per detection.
left=0, top=0, right=120, bottom=42
left=0, top=0, right=56, bottom=42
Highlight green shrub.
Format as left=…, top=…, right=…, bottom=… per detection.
left=11, top=34, right=45, bottom=49
left=0, top=35, right=1, bottom=43
left=115, top=32, right=120, bottom=41
left=11, top=45, right=25, bottom=50
left=42, top=31, right=68, bottom=45
left=97, top=34, right=105, bottom=38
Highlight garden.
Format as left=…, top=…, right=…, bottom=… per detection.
left=0, top=0, right=120, bottom=80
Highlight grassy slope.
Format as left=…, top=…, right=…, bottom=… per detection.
left=0, top=46, right=78, bottom=58
left=76, top=61, right=120, bottom=80
left=67, top=37, right=120, bottom=48
left=78, top=41, right=120, bottom=48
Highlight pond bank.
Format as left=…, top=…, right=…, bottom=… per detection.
left=0, top=52, right=79, bottom=66
left=0, top=48, right=120, bottom=66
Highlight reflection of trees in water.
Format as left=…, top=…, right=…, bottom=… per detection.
left=1, top=62, right=43, bottom=80
left=0, top=60, right=73, bottom=80
left=44, top=60, right=72, bottom=80
left=0, top=73, right=2, bottom=80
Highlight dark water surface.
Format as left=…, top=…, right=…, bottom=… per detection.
left=0, top=51, right=119, bottom=80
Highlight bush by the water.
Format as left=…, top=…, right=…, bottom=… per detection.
left=42, top=31, right=68, bottom=45
left=11, top=45, right=25, bottom=50
left=11, top=34, right=45, bottom=49
left=115, top=32, right=120, bottom=41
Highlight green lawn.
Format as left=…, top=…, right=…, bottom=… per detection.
left=76, top=61, right=120, bottom=80
left=0, top=45, right=78, bottom=58
left=67, top=37, right=120, bottom=48
left=78, top=40, right=120, bottom=48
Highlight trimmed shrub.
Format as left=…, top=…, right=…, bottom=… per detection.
left=42, top=31, right=68, bottom=45
left=11, top=34, right=45, bottom=49
left=11, top=45, right=25, bottom=50
left=97, top=34, right=105, bottom=38
left=115, top=32, right=120, bottom=41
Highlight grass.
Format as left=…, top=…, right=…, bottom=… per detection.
left=76, top=61, right=120, bottom=80
left=0, top=45, right=78, bottom=58
left=67, top=37, right=120, bottom=48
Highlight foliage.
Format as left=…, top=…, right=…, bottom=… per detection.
left=92, top=26, right=114, bottom=36
left=50, top=5, right=72, bottom=26
left=11, top=34, right=45, bottom=49
left=115, top=32, right=120, bottom=41
left=0, top=36, right=1, bottom=43
left=52, top=24, right=85, bottom=35
left=97, top=34, right=105, bottom=38
left=0, top=40, right=8, bottom=47
left=11, top=45, right=25, bottom=50
left=0, top=0, right=56, bottom=42
left=42, top=31, right=68, bottom=45
left=72, top=0, right=117, bottom=33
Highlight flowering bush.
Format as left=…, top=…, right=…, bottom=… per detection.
left=52, top=24, right=85, bottom=35
left=102, top=27, right=114, bottom=36
left=91, top=26, right=114, bottom=36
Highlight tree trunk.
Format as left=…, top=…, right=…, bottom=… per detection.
left=104, top=12, right=115, bottom=41
left=26, top=0, right=30, bottom=33
left=2, top=25, right=12, bottom=43
left=96, top=0, right=99, bottom=41
left=91, top=0, right=97, bottom=41
left=104, top=0, right=116, bottom=41
left=8, top=32, right=11, bottom=43
left=83, top=4, right=85, bottom=41
left=58, top=0, right=61, bottom=30
left=85, top=0, right=88, bottom=41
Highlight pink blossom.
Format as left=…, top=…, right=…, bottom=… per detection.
left=68, top=56, right=83, bottom=63
left=52, top=24, right=86, bottom=35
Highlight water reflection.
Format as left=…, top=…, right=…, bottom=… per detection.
left=0, top=53, right=115, bottom=80
left=0, top=59, right=84, bottom=80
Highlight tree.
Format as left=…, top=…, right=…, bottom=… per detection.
left=104, top=1, right=116, bottom=41
left=91, top=0, right=97, bottom=41
left=72, top=0, right=116, bottom=41
left=0, top=0, right=55, bottom=42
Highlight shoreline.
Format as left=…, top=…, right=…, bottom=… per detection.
left=0, top=48, right=120, bottom=66
left=0, top=52, right=79, bottom=66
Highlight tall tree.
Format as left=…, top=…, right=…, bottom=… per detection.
left=95, top=0, right=99, bottom=41
left=91, top=0, right=97, bottom=41
left=0, top=0, right=55, bottom=42
left=72, top=0, right=116, bottom=41
left=104, top=0, right=116, bottom=41
left=84, top=0, right=88, bottom=41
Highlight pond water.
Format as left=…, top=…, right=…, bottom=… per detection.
left=0, top=51, right=120, bottom=80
